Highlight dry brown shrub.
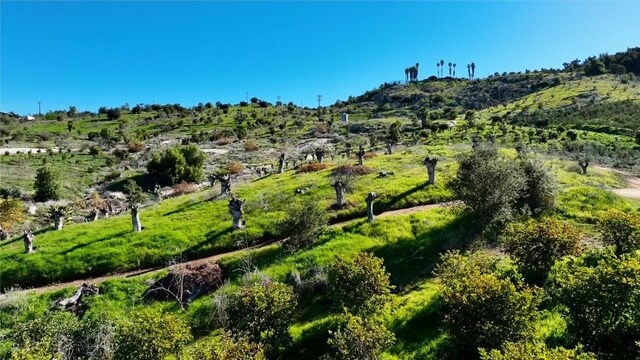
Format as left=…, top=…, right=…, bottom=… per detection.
left=216, top=137, right=231, bottom=146
left=127, top=141, right=145, bottom=153
left=333, top=165, right=373, bottom=176
left=296, top=163, right=331, bottom=173
left=172, top=181, right=197, bottom=196
left=244, top=139, right=259, bottom=152
left=226, top=162, right=244, bottom=175
left=363, top=152, right=377, bottom=159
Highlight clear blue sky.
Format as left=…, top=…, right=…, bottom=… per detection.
left=1, top=1, right=639, bottom=115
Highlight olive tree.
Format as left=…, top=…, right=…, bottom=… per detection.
left=597, top=209, right=640, bottom=255
left=324, top=313, right=395, bottom=360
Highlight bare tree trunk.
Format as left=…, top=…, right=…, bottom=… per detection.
left=90, top=210, right=99, bottom=222
left=0, top=226, right=8, bottom=241
left=365, top=192, right=378, bottom=223
left=278, top=153, right=285, bottom=174
left=228, top=196, right=245, bottom=230
left=356, top=145, right=365, bottom=166
left=54, top=215, right=64, bottom=230
left=315, top=148, right=325, bottom=164
left=334, top=184, right=345, bottom=209
left=23, top=231, right=34, bottom=254
left=131, top=206, right=142, bottom=232
left=424, top=157, right=438, bottom=185
left=386, top=143, right=393, bottom=155
left=220, top=175, right=231, bottom=196
left=421, top=116, right=427, bottom=129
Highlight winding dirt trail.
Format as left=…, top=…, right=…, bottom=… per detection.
left=1, top=201, right=459, bottom=297
left=594, top=166, right=640, bottom=199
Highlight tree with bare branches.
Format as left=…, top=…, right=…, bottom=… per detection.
left=366, top=192, right=378, bottom=223
left=228, top=195, right=246, bottom=230
left=423, top=156, right=438, bottom=185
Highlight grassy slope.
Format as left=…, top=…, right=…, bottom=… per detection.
left=1, top=163, right=634, bottom=359
left=0, top=147, right=456, bottom=290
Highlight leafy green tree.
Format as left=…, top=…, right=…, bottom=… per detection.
left=452, top=145, right=526, bottom=234
left=225, top=281, right=297, bottom=355
left=147, top=145, right=205, bottom=185
left=480, top=342, right=596, bottom=360
left=548, top=249, right=640, bottom=359
left=280, top=201, right=327, bottom=251
left=517, top=156, right=557, bottom=214
left=185, top=331, right=266, bottom=360
left=502, top=218, right=581, bottom=285
left=435, top=251, right=539, bottom=357
left=324, top=313, right=395, bottom=360
left=33, top=165, right=61, bottom=202
left=584, top=58, right=606, bottom=76
left=597, top=209, right=640, bottom=255
left=114, top=309, right=192, bottom=360
left=328, top=253, right=393, bottom=315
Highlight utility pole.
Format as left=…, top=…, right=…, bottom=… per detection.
left=276, top=95, right=281, bottom=104
left=316, top=95, right=323, bottom=109
left=245, top=92, right=249, bottom=103
left=37, top=101, right=42, bottom=116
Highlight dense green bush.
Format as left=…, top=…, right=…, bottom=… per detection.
left=435, top=251, right=539, bottom=357
left=324, top=313, right=395, bottom=360
left=502, top=218, right=581, bottom=285
left=147, top=145, right=205, bottom=185
left=452, top=145, right=526, bottom=234
left=185, top=331, right=266, bottom=360
left=280, top=201, right=327, bottom=251
left=517, top=156, right=557, bottom=214
left=480, top=341, right=596, bottom=360
left=327, top=253, right=393, bottom=315
left=33, top=165, right=61, bottom=202
left=114, top=309, right=192, bottom=360
left=548, top=249, right=640, bottom=359
left=597, top=209, right=640, bottom=255
left=225, top=281, right=297, bottom=355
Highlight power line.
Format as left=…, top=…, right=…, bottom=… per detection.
left=316, top=95, right=323, bottom=108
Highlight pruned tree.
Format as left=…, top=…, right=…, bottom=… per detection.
left=277, top=152, right=286, bottom=174
left=365, top=192, right=378, bottom=223
left=331, top=167, right=359, bottom=209
left=577, top=158, right=589, bottom=175
left=436, top=63, right=441, bottom=78
left=44, top=205, right=73, bottom=231
left=356, top=145, right=366, bottom=166
left=53, top=283, right=100, bottom=314
left=453, top=63, right=457, bottom=77
left=315, top=147, right=326, bottom=164
left=471, top=62, right=476, bottom=79
left=440, top=59, right=445, bottom=77
left=124, top=180, right=145, bottom=233
left=210, top=173, right=231, bottom=196
left=467, top=63, right=472, bottom=79
left=385, top=121, right=402, bottom=155
left=448, top=62, right=452, bottom=77
left=423, top=156, right=438, bottom=185
left=228, top=195, right=245, bottom=230
left=23, top=229, right=34, bottom=254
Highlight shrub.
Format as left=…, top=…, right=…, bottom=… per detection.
left=185, top=331, right=266, bottom=360
left=480, top=342, right=596, bottom=360
left=114, top=309, right=192, bottom=360
left=33, top=165, right=61, bottom=202
left=0, top=198, right=25, bottom=233
left=435, top=251, right=539, bottom=357
left=147, top=145, right=205, bottom=185
left=324, top=313, right=395, bottom=360
left=243, top=139, right=259, bottom=152
left=517, top=157, right=557, bottom=214
left=225, top=281, right=297, bottom=354
left=502, top=218, right=581, bottom=285
left=88, top=145, right=102, bottom=156
left=332, top=165, right=373, bottom=176
left=280, top=201, right=327, bottom=251
left=127, top=141, right=145, bottom=153
left=215, top=137, right=231, bottom=145
left=452, top=145, right=526, bottom=234
left=172, top=181, right=197, bottom=196
left=296, top=163, right=330, bottom=173
left=226, top=162, right=244, bottom=175
left=597, top=209, right=640, bottom=255
left=548, top=249, right=640, bottom=359
left=328, top=253, right=393, bottom=315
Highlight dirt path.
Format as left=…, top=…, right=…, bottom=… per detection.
left=1, top=201, right=459, bottom=297
left=593, top=166, right=640, bottom=199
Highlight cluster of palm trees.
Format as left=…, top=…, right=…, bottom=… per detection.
left=467, top=62, right=476, bottom=80
left=404, top=63, right=420, bottom=82
left=436, top=60, right=457, bottom=78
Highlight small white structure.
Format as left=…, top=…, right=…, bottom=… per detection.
left=340, top=113, right=349, bottom=123
left=25, top=116, right=36, bottom=121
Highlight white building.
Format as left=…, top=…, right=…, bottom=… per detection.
left=340, top=113, right=348, bottom=123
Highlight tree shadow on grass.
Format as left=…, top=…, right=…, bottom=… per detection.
left=59, top=230, right=131, bottom=255
left=372, top=214, right=477, bottom=291
left=180, top=227, right=235, bottom=258
left=375, top=182, right=430, bottom=212
left=389, top=295, right=445, bottom=358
